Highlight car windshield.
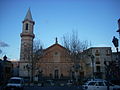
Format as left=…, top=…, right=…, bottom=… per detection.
left=8, top=79, right=21, bottom=84
left=46, top=80, right=53, bottom=83
left=96, top=82, right=105, bottom=86
left=88, top=82, right=96, bottom=86
left=104, top=82, right=114, bottom=86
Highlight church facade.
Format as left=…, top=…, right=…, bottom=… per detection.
left=35, top=42, right=74, bottom=79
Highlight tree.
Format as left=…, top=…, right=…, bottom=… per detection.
left=62, top=31, right=91, bottom=83
left=62, top=31, right=90, bottom=61
left=23, top=39, right=43, bottom=83
left=32, top=40, right=44, bottom=81
left=33, top=40, right=43, bottom=61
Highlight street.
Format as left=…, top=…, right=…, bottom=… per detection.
left=23, top=86, right=83, bottom=90
left=0, top=85, right=83, bottom=90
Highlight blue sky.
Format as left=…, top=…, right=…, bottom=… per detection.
left=0, top=0, right=120, bottom=60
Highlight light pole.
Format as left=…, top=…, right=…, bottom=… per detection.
left=26, top=64, right=31, bottom=85
left=74, top=64, right=80, bottom=84
left=89, top=55, right=95, bottom=80
left=112, top=36, right=120, bottom=80
left=116, top=18, right=120, bottom=81
left=104, top=61, right=110, bottom=90
left=91, top=55, right=95, bottom=80
left=112, top=36, right=119, bottom=53
left=116, top=19, right=120, bottom=39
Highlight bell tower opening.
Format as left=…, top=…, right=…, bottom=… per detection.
left=25, top=23, right=28, bottom=30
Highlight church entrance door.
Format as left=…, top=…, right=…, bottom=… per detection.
left=54, top=69, right=59, bottom=79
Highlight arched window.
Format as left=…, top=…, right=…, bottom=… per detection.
left=25, top=23, right=28, bottom=30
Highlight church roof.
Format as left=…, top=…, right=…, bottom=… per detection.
left=24, top=8, right=33, bottom=21
left=44, top=43, right=68, bottom=52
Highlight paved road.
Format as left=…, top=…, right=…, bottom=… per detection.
left=0, top=85, right=83, bottom=90
left=24, top=86, right=83, bottom=90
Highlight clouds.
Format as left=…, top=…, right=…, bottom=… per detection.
left=0, top=41, right=9, bottom=54
left=0, top=41, right=9, bottom=47
left=0, top=49, right=2, bottom=54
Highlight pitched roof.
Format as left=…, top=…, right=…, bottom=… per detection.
left=44, top=43, right=67, bottom=52
left=24, top=8, right=33, bottom=21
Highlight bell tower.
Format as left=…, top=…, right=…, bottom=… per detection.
left=19, top=9, right=35, bottom=77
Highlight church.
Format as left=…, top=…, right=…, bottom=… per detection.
left=19, top=9, right=83, bottom=80
left=19, top=9, right=112, bottom=81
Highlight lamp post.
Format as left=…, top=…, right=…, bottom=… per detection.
left=26, top=64, right=31, bottom=85
left=116, top=19, right=120, bottom=39
left=104, top=61, right=110, bottom=90
left=112, top=36, right=119, bottom=53
left=112, top=36, right=120, bottom=80
left=91, top=55, right=95, bottom=80
left=74, top=64, right=80, bottom=84
left=89, top=55, right=95, bottom=80
left=114, top=19, right=120, bottom=80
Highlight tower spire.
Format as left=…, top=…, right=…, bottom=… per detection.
left=24, top=8, right=33, bottom=21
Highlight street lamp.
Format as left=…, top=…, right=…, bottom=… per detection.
left=116, top=19, right=120, bottom=39
left=104, top=61, right=110, bottom=90
left=115, top=18, right=120, bottom=82
left=89, top=55, right=95, bottom=80
left=112, top=36, right=119, bottom=53
left=26, top=64, right=31, bottom=84
left=38, top=68, right=43, bottom=82
left=91, top=55, right=95, bottom=80
left=74, top=64, right=80, bottom=84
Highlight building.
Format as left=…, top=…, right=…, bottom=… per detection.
left=82, top=47, right=112, bottom=79
left=112, top=52, right=120, bottom=61
left=11, top=60, right=19, bottom=77
left=0, top=56, right=13, bottom=84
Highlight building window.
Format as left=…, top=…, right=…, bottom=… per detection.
left=49, top=73, right=52, bottom=78
left=106, top=50, right=111, bottom=56
left=25, top=23, right=28, bottom=30
left=60, top=73, right=63, bottom=78
left=96, top=61, right=100, bottom=64
left=96, top=66, right=101, bottom=72
left=95, top=50, right=100, bottom=56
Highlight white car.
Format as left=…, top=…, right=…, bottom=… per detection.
left=82, top=79, right=120, bottom=90
left=67, top=80, right=73, bottom=86
left=5, top=77, right=24, bottom=90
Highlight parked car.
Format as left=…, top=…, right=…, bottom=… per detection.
left=82, top=79, right=120, bottom=90
left=67, top=80, right=73, bottom=86
left=45, top=80, right=54, bottom=86
left=4, top=77, right=24, bottom=90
